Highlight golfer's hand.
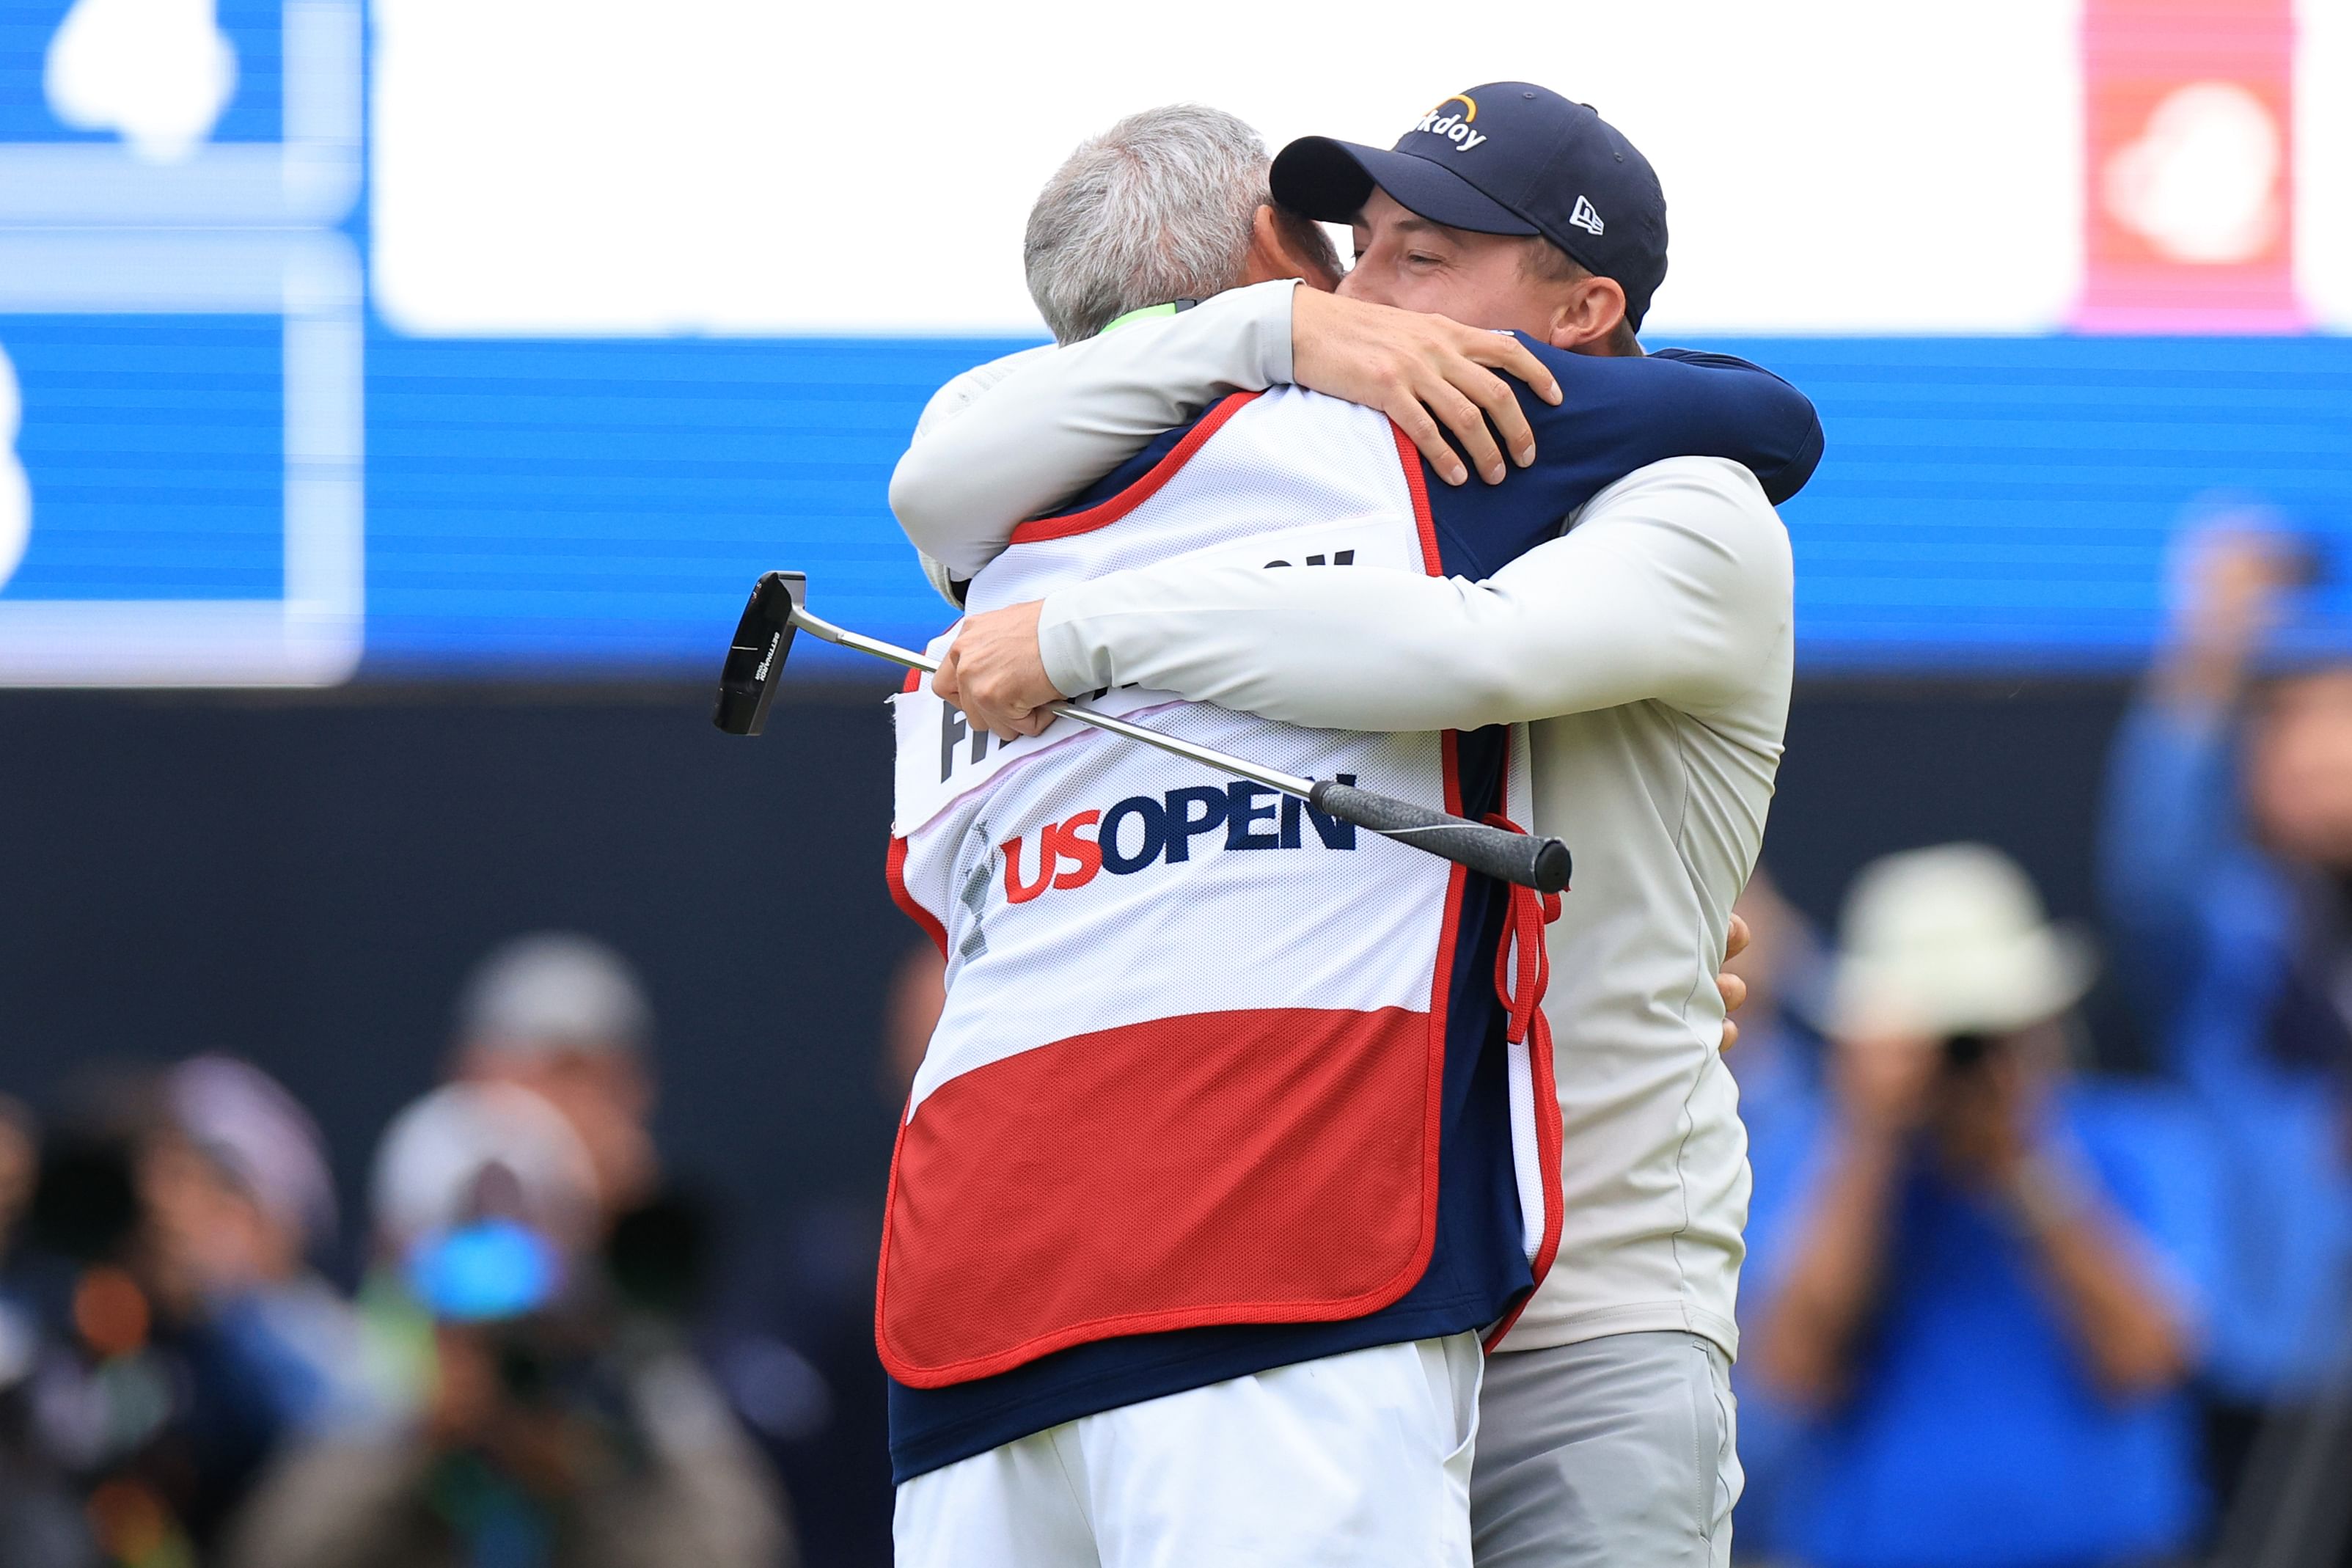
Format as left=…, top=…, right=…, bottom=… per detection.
left=934, top=601, right=1064, bottom=741
left=1292, top=287, right=1561, bottom=488
left=1718, top=912, right=1751, bottom=1052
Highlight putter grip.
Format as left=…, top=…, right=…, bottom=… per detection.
left=1308, top=781, right=1571, bottom=895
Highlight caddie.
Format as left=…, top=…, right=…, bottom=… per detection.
left=885, top=98, right=1821, bottom=1568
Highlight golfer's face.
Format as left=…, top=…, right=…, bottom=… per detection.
left=1338, top=187, right=1557, bottom=339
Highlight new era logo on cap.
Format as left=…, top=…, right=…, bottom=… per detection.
left=1569, top=196, right=1604, bottom=235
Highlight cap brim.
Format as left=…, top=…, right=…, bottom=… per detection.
left=1272, top=136, right=1539, bottom=237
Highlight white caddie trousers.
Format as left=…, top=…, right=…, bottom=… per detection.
left=893, top=1333, right=1483, bottom=1568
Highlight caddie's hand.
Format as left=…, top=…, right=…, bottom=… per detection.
left=933, top=601, right=1064, bottom=741
left=1291, top=287, right=1561, bottom=488
left=1718, top=912, right=1752, bottom=1052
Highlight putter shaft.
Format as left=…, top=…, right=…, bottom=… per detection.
left=791, top=604, right=1320, bottom=799
left=717, top=571, right=1567, bottom=893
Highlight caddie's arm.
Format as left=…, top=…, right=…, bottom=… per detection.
left=890, top=282, right=1565, bottom=586
left=938, top=458, right=1787, bottom=739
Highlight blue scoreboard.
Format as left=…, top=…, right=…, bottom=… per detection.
left=0, top=0, right=2346, bottom=684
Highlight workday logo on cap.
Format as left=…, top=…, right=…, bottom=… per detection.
left=1412, top=93, right=1488, bottom=153
left=1272, top=80, right=1671, bottom=327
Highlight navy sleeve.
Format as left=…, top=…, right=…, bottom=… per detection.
left=1423, top=339, right=1822, bottom=582
left=1645, top=348, right=1825, bottom=505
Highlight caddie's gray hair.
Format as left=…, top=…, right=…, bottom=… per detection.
left=1025, top=105, right=1270, bottom=345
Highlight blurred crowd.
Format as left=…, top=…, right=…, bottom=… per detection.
left=0, top=932, right=939, bottom=1568
left=1729, top=519, right=2352, bottom=1568
left=9, top=521, right=2352, bottom=1568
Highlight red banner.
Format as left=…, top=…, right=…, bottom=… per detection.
left=2077, top=0, right=2301, bottom=331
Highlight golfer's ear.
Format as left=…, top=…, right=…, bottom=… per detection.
left=1547, top=274, right=1627, bottom=353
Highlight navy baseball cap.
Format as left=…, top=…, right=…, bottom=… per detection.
left=1272, top=82, right=1669, bottom=329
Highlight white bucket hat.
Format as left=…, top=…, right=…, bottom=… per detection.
left=1825, top=843, right=2097, bottom=1040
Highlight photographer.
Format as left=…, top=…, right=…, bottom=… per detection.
left=1746, top=845, right=2218, bottom=1568
left=0, top=1062, right=363, bottom=1566
left=227, top=1082, right=790, bottom=1568
left=450, top=934, right=663, bottom=1233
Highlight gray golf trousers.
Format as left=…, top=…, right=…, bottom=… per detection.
left=1470, top=1330, right=1742, bottom=1568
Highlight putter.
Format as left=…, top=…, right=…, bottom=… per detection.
left=714, top=571, right=1570, bottom=895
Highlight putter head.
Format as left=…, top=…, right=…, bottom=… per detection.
left=712, top=571, right=807, bottom=736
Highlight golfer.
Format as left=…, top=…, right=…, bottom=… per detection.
left=922, top=85, right=1805, bottom=1567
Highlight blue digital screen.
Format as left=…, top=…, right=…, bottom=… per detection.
left=1759, top=334, right=2352, bottom=670
left=3, top=315, right=283, bottom=601
left=359, top=336, right=1017, bottom=673
left=0, top=1, right=2345, bottom=684
left=348, top=332, right=2352, bottom=678
left=4, top=326, right=2350, bottom=678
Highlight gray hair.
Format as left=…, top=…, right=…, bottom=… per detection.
left=457, top=931, right=652, bottom=1057
left=1024, top=105, right=1270, bottom=345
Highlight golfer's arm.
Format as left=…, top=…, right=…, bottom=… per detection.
left=1038, top=459, right=1788, bottom=732
left=899, top=349, right=1041, bottom=605
left=890, top=281, right=1299, bottom=580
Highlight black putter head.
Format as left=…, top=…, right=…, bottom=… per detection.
left=712, top=571, right=807, bottom=736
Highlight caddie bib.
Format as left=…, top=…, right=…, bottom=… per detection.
left=879, top=389, right=1561, bottom=1390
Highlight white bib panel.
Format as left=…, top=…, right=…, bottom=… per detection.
left=879, top=390, right=1551, bottom=1389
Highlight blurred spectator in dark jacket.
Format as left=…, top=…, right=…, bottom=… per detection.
left=1746, top=845, right=2219, bottom=1568
left=702, top=942, right=943, bottom=1568
left=0, top=1060, right=368, bottom=1566
left=451, top=934, right=662, bottom=1229
left=0, top=1094, right=31, bottom=1255
left=0, top=1093, right=84, bottom=1567
left=2100, top=521, right=2352, bottom=1540
left=228, top=1080, right=791, bottom=1568
left=152, top=1057, right=377, bottom=1434
left=447, top=933, right=743, bottom=1344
